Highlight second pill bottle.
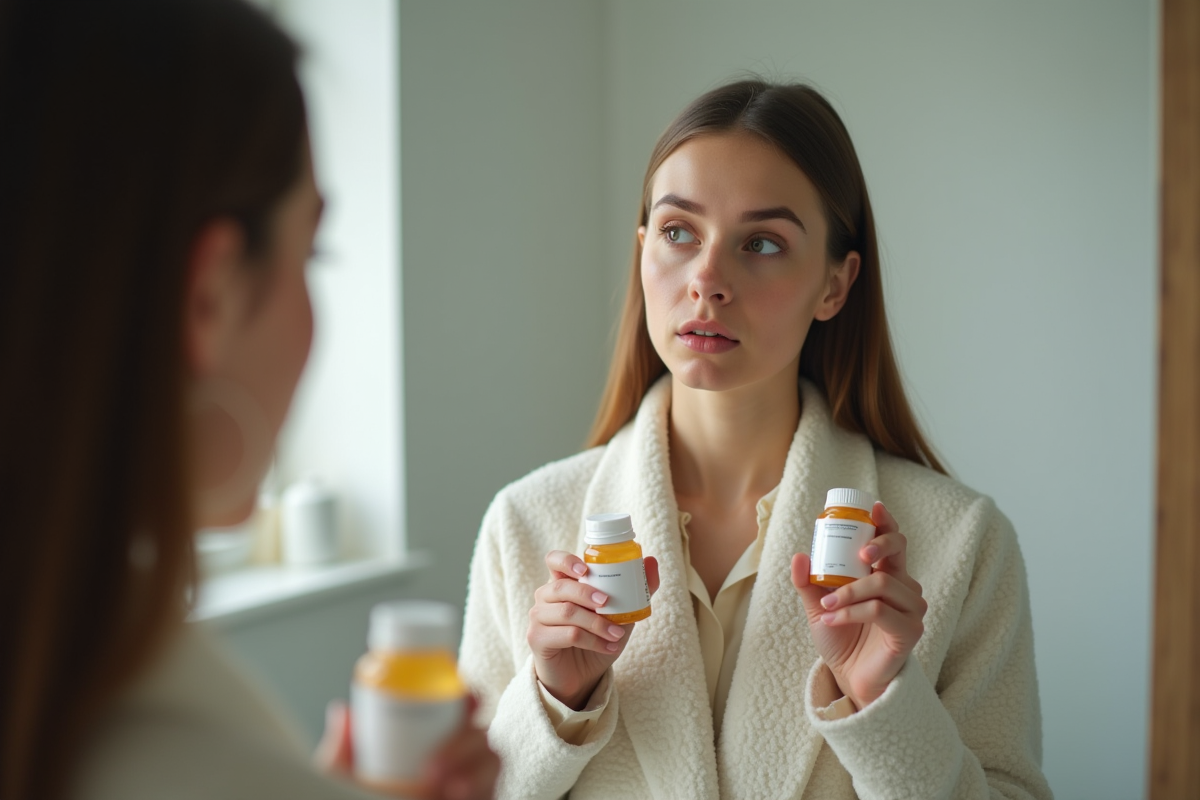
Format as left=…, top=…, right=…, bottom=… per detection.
left=581, top=512, right=651, bottom=624
left=810, top=488, right=877, bottom=588
left=351, top=600, right=466, bottom=795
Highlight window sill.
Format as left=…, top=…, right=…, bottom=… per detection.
left=191, top=552, right=431, bottom=630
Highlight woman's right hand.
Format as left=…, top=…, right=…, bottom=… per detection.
left=528, top=550, right=660, bottom=710
left=316, top=698, right=499, bottom=800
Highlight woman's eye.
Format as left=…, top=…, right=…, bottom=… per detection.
left=663, top=226, right=697, bottom=244
left=748, top=237, right=782, bottom=255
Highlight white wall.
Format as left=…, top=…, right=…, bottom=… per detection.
left=275, top=0, right=404, bottom=559
left=398, top=1, right=609, bottom=605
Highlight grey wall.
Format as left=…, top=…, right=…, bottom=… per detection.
left=399, top=1, right=611, bottom=605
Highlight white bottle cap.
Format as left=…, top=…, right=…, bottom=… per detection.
left=585, top=512, right=636, bottom=545
left=824, top=488, right=873, bottom=512
left=368, top=600, right=459, bottom=652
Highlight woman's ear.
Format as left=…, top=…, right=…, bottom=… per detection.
left=637, top=225, right=646, bottom=248
left=184, top=219, right=248, bottom=376
left=814, top=251, right=861, bottom=322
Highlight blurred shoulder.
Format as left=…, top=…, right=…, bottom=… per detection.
left=73, top=628, right=373, bottom=800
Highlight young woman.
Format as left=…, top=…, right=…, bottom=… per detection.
left=460, top=80, right=1052, bottom=799
left=0, top=1, right=497, bottom=799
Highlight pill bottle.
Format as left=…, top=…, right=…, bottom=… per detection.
left=351, top=600, right=466, bottom=794
left=809, top=488, right=877, bottom=588
left=580, top=512, right=652, bottom=624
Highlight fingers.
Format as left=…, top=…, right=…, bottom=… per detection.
left=862, top=503, right=920, bottom=594
left=463, top=692, right=480, bottom=720
left=644, top=555, right=661, bottom=595
left=530, top=576, right=626, bottom=655
left=545, top=549, right=588, bottom=580
left=818, top=596, right=925, bottom=649
left=313, top=700, right=353, bottom=776
left=819, top=570, right=928, bottom=625
left=529, top=600, right=628, bottom=655
left=870, top=500, right=899, bottom=536
left=424, top=709, right=500, bottom=800
left=790, top=553, right=833, bottom=620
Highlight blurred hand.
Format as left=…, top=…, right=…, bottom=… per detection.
left=528, top=550, right=660, bottom=710
left=791, top=502, right=927, bottom=710
left=316, top=696, right=499, bottom=800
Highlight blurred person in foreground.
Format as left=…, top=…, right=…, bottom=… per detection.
left=0, top=1, right=498, bottom=798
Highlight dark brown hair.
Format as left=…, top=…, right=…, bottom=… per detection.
left=588, top=79, right=944, bottom=475
left=0, top=1, right=307, bottom=797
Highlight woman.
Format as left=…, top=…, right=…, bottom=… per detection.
left=460, top=80, right=1052, bottom=799
left=0, top=1, right=498, bottom=799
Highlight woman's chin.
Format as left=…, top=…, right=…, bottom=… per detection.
left=667, top=364, right=742, bottom=394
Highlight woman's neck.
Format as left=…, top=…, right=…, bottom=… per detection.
left=668, top=369, right=801, bottom=509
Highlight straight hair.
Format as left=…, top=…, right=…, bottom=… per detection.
left=588, top=79, right=945, bottom=475
left=0, top=1, right=306, bottom=798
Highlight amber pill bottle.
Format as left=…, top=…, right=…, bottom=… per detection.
left=351, top=601, right=466, bottom=795
left=809, top=488, right=877, bottom=588
left=581, top=512, right=652, bottom=624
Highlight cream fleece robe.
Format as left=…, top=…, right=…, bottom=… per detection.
left=460, top=378, right=1052, bottom=800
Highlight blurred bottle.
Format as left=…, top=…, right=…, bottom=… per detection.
left=352, top=600, right=467, bottom=794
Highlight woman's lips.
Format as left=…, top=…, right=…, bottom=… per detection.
left=678, top=331, right=740, bottom=354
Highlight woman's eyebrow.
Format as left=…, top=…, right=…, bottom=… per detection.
left=651, top=193, right=704, bottom=215
left=651, top=194, right=806, bottom=233
left=741, top=206, right=806, bottom=232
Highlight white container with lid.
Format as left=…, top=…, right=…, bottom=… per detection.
left=281, top=477, right=337, bottom=566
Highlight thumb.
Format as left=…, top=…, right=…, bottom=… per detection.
left=644, top=555, right=661, bottom=596
left=791, top=553, right=831, bottom=620
left=314, top=700, right=354, bottom=775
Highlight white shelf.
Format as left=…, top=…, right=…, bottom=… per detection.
left=191, top=552, right=431, bottom=629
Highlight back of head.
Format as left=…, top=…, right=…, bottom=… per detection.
left=590, top=79, right=943, bottom=474
left=0, top=1, right=306, bottom=798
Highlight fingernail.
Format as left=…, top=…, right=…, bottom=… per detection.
left=572, top=563, right=587, bottom=576
left=821, top=594, right=838, bottom=610
left=821, top=612, right=836, bottom=625
left=606, top=641, right=620, bottom=652
left=592, top=591, right=608, bottom=606
left=864, top=545, right=880, bottom=561
left=608, top=624, right=625, bottom=639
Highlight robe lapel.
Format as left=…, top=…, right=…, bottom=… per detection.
left=717, top=382, right=879, bottom=799
left=581, top=378, right=720, bottom=799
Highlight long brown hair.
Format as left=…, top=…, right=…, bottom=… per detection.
left=588, top=79, right=944, bottom=474
left=0, top=1, right=307, bottom=798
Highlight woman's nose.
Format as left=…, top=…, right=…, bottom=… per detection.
left=688, top=247, right=732, bottom=304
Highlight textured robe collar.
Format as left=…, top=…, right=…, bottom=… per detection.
left=577, top=376, right=879, bottom=799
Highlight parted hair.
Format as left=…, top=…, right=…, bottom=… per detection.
left=587, top=79, right=944, bottom=476
left=0, top=1, right=307, bottom=798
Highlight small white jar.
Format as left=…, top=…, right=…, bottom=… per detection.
left=281, top=477, right=338, bottom=565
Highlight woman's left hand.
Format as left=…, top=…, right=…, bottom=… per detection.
left=316, top=695, right=499, bottom=799
left=790, top=501, right=927, bottom=710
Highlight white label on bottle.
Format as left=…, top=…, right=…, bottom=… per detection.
left=580, top=557, right=650, bottom=615
left=351, top=685, right=464, bottom=783
left=810, top=518, right=876, bottom=580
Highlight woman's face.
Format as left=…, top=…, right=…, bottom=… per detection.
left=640, top=132, right=858, bottom=395
left=190, top=143, right=323, bottom=526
